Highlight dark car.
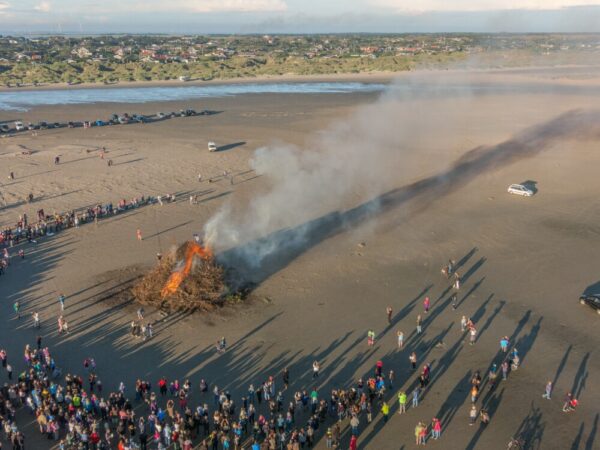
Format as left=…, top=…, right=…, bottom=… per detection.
left=0, top=124, right=10, bottom=133
left=579, top=294, right=600, bottom=314
left=39, top=121, right=48, bottom=129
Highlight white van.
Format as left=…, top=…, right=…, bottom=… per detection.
left=14, top=121, right=25, bottom=131
left=208, top=141, right=217, bottom=152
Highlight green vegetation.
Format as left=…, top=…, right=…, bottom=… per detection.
left=0, top=33, right=597, bottom=87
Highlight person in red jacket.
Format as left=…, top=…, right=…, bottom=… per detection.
left=90, top=430, right=100, bottom=446
left=350, top=434, right=358, bottom=450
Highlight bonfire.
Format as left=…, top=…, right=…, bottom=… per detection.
left=132, top=241, right=227, bottom=312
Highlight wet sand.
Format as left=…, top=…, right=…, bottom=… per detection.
left=0, top=67, right=599, bottom=449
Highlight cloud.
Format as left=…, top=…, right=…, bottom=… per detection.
left=34, top=1, right=51, bottom=12
left=372, top=0, right=600, bottom=12
left=188, top=0, right=287, bottom=12
left=129, top=0, right=287, bottom=13
left=0, top=1, right=9, bottom=13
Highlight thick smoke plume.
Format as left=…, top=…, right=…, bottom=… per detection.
left=204, top=77, right=600, bottom=279
left=204, top=84, right=411, bottom=269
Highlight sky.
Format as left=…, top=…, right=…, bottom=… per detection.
left=0, top=0, right=600, bottom=34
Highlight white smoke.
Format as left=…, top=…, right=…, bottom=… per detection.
left=203, top=79, right=424, bottom=269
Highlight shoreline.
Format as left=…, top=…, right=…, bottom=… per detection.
left=0, top=71, right=398, bottom=93
left=2, top=63, right=600, bottom=94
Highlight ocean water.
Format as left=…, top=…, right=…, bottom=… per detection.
left=0, top=82, right=387, bottom=111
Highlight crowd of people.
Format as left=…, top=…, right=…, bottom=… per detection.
left=0, top=222, right=582, bottom=450
left=0, top=196, right=157, bottom=263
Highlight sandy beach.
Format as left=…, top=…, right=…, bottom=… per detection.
left=0, top=67, right=599, bottom=449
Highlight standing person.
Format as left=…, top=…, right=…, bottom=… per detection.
left=381, top=401, right=390, bottom=423
left=469, top=405, right=478, bottom=425
left=31, top=311, right=40, bottom=328
left=282, top=368, right=289, bottom=390
left=454, top=274, right=461, bottom=291
left=431, top=418, right=441, bottom=440
left=137, top=307, right=145, bottom=320
left=58, top=293, right=66, bottom=311
left=501, top=361, right=509, bottom=380
left=416, top=315, right=422, bottom=334
left=469, top=327, right=477, bottom=345
left=415, top=423, right=423, bottom=445
left=397, top=330, right=404, bottom=349
left=13, top=301, right=20, bottom=319
left=542, top=381, right=552, bottom=400
left=460, top=315, right=467, bottom=332
left=136, top=229, right=143, bottom=241
left=500, top=336, right=509, bottom=353
left=367, top=330, right=375, bottom=347
left=198, top=173, right=203, bottom=183
left=419, top=422, right=427, bottom=445
left=451, top=293, right=458, bottom=310
left=6, top=363, right=12, bottom=380
left=388, top=370, right=395, bottom=389
left=349, top=435, right=357, bottom=450
left=410, top=352, right=417, bottom=370
left=312, top=361, right=320, bottom=379
left=562, top=392, right=573, bottom=412
left=480, top=409, right=490, bottom=425
left=423, top=296, right=430, bottom=314
left=412, top=387, right=420, bottom=408
left=386, top=306, right=393, bottom=324
left=398, top=391, right=407, bottom=414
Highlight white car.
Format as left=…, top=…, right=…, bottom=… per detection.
left=208, top=141, right=217, bottom=152
left=157, top=112, right=166, bottom=119
left=507, top=184, right=533, bottom=197
left=14, top=121, right=25, bottom=131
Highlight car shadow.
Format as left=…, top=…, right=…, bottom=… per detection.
left=520, top=179, right=538, bottom=194
left=217, top=141, right=246, bottom=152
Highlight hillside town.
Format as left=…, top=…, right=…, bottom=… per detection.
left=1, top=33, right=599, bottom=86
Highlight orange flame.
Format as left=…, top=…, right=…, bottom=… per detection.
left=161, top=242, right=213, bottom=298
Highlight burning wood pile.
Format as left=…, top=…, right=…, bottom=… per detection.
left=132, top=241, right=227, bottom=312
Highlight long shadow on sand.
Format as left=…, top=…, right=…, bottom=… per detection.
left=219, top=110, right=600, bottom=287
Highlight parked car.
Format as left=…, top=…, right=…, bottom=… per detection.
left=185, top=109, right=196, bottom=116
left=95, top=120, right=107, bottom=127
left=110, top=114, right=119, bottom=124
left=48, top=122, right=61, bottom=129
left=157, top=112, right=166, bottom=119
left=0, top=124, right=10, bottom=133
left=118, top=116, right=129, bottom=124
left=68, top=121, right=75, bottom=128
left=27, top=122, right=37, bottom=130
left=507, top=184, right=534, bottom=197
left=14, top=121, right=25, bottom=131
left=579, top=294, right=600, bottom=315
left=131, top=114, right=148, bottom=123
left=208, top=141, right=217, bottom=152
left=39, top=121, right=48, bottom=129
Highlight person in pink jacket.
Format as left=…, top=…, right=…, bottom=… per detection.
left=349, top=434, right=358, bottom=450
left=424, top=296, right=431, bottom=313
left=431, top=417, right=442, bottom=439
